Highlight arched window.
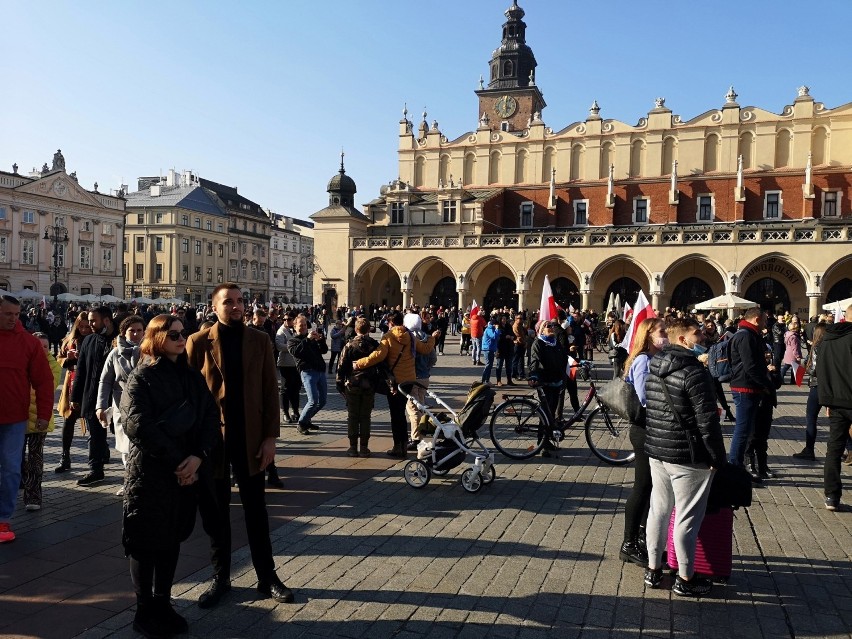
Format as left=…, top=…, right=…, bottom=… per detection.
left=662, top=137, right=677, bottom=175
left=629, top=140, right=645, bottom=177
left=503, top=60, right=513, bottom=77
left=775, top=129, right=792, bottom=168
left=704, top=133, right=720, bottom=172
left=414, top=156, right=425, bottom=187
left=490, top=63, right=497, bottom=81
left=812, top=127, right=829, bottom=165
left=599, top=142, right=614, bottom=179
left=739, top=132, right=754, bottom=169
left=570, top=145, right=585, bottom=180
left=515, top=150, right=528, bottom=184
left=463, top=153, right=476, bottom=186
left=489, top=151, right=501, bottom=184
left=542, top=147, right=556, bottom=181
left=439, top=154, right=450, bottom=186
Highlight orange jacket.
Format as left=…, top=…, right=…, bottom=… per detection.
left=469, top=314, right=486, bottom=338
left=356, top=325, right=435, bottom=384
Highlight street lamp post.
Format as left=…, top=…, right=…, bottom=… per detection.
left=290, top=262, right=300, bottom=305
left=43, top=225, right=69, bottom=309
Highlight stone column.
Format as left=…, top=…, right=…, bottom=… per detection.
left=516, top=290, right=527, bottom=313
left=808, top=293, right=822, bottom=319
left=652, top=293, right=660, bottom=311
left=402, top=288, right=413, bottom=309
left=581, top=291, right=591, bottom=311
left=457, top=288, right=467, bottom=313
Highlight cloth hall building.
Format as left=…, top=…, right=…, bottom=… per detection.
left=312, top=2, right=852, bottom=317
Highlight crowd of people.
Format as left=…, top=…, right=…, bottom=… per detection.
left=1, top=288, right=851, bottom=630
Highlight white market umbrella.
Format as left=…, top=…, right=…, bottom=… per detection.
left=14, top=289, right=44, bottom=300
left=99, top=294, right=123, bottom=303
left=79, top=293, right=101, bottom=303
left=823, top=297, right=852, bottom=311
left=129, top=296, right=156, bottom=305
left=693, top=293, right=758, bottom=311
left=56, top=292, right=83, bottom=302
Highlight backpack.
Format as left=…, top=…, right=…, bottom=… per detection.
left=707, top=333, right=733, bottom=382
left=457, top=382, right=496, bottom=438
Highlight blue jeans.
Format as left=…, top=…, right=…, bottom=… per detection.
left=299, top=370, right=327, bottom=425
left=729, top=391, right=761, bottom=466
left=481, top=350, right=497, bottom=383
left=471, top=337, right=482, bottom=363
left=0, top=421, right=27, bottom=521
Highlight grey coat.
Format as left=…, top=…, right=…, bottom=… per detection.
left=96, top=337, right=141, bottom=455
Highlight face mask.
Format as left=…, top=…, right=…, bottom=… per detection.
left=652, top=336, right=669, bottom=349
left=689, top=341, right=707, bottom=355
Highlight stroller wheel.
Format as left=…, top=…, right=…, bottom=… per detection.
left=404, top=460, right=431, bottom=488
left=461, top=468, right=482, bottom=493
left=482, top=464, right=496, bottom=485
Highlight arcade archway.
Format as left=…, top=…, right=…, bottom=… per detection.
left=355, top=259, right=402, bottom=308
left=603, top=278, right=642, bottom=310
left=551, top=277, right=581, bottom=310
left=430, top=276, right=458, bottom=309
left=484, top=277, right=518, bottom=312
left=745, top=278, right=791, bottom=314
left=670, top=277, right=714, bottom=311
left=592, top=256, right=651, bottom=312
left=738, top=255, right=807, bottom=314
left=826, top=278, right=852, bottom=304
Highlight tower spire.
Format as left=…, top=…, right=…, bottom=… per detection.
left=340, top=149, right=345, bottom=173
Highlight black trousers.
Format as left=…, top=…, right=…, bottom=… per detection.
left=824, top=408, right=852, bottom=500
left=198, top=464, right=275, bottom=582
left=623, top=425, right=652, bottom=540
left=387, top=390, right=409, bottom=448
left=745, top=396, right=773, bottom=465
left=279, top=366, right=301, bottom=417
left=130, top=543, right=180, bottom=601
left=85, top=414, right=109, bottom=470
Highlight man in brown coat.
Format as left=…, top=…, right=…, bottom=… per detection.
left=187, top=283, right=293, bottom=607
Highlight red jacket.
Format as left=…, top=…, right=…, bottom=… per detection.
left=0, top=320, right=55, bottom=423
left=469, top=314, right=486, bottom=339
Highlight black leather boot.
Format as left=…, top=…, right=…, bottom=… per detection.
left=757, top=452, right=776, bottom=479
left=54, top=451, right=71, bottom=474
left=619, top=538, right=648, bottom=566
left=748, top=450, right=762, bottom=483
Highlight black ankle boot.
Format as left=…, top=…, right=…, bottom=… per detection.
left=54, top=452, right=71, bottom=474
left=133, top=601, right=172, bottom=639
left=757, top=453, right=776, bottom=479
left=619, top=539, right=648, bottom=566
left=153, top=595, right=188, bottom=635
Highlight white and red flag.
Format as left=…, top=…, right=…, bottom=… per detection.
left=622, top=302, right=632, bottom=322
left=538, top=275, right=558, bottom=326
left=835, top=302, right=845, bottom=324
left=41, top=296, right=47, bottom=309
left=791, top=360, right=805, bottom=386
left=620, top=290, right=656, bottom=352
left=567, top=355, right=578, bottom=380
left=470, top=299, right=480, bottom=316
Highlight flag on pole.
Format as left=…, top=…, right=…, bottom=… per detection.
left=567, top=355, right=578, bottom=380
left=470, top=298, right=479, bottom=316
left=622, top=302, right=632, bottom=322
left=568, top=304, right=575, bottom=313
left=835, top=302, right=845, bottom=324
left=619, top=290, right=656, bottom=352
left=538, top=275, right=558, bottom=326
left=41, top=296, right=47, bottom=310
left=791, top=360, right=805, bottom=386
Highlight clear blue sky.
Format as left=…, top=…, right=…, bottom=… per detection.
left=3, top=1, right=851, bottom=220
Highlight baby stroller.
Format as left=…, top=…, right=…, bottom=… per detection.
left=400, top=381, right=496, bottom=493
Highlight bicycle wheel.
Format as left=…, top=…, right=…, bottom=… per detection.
left=489, top=398, right=548, bottom=459
left=584, top=406, right=635, bottom=465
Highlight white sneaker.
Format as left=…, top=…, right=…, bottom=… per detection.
left=25, top=504, right=41, bottom=512
left=115, top=486, right=125, bottom=496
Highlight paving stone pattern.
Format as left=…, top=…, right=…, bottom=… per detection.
left=1, top=336, right=851, bottom=638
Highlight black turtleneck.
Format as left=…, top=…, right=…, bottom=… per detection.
left=218, top=321, right=246, bottom=468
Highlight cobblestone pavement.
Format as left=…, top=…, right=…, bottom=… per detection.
left=1, top=336, right=851, bottom=639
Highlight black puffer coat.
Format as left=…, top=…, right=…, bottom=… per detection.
left=644, top=345, right=726, bottom=468
left=529, top=336, right=568, bottom=386
left=120, top=356, right=221, bottom=556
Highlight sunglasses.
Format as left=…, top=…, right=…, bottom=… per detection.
left=166, top=330, right=189, bottom=341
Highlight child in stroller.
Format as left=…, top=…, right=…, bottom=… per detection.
left=400, top=381, right=496, bottom=493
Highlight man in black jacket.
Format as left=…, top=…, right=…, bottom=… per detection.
left=70, top=306, right=117, bottom=486
left=288, top=315, right=328, bottom=435
left=643, top=317, right=726, bottom=598
left=728, top=307, right=774, bottom=467
left=817, top=304, right=852, bottom=511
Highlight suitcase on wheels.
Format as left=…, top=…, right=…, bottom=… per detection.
left=666, top=506, right=734, bottom=581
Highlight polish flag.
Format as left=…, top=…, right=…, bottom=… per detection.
left=470, top=299, right=480, bottom=316
left=835, top=302, right=845, bottom=324
left=567, top=355, right=578, bottom=380
left=622, top=302, right=631, bottom=322
left=538, top=275, right=558, bottom=326
left=568, top=304, right=575, bottom=313
left=619, top=290, right=656, bottom=352
left=791, top=360, right=805, bottom=386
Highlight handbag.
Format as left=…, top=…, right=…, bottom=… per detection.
left=156, top=399, right=196, bottom=437
left=375, top=349, right=404, bottom=396
left=597, top=377, right=643, bottom=423
left=659, top=379, right=704, bottom=464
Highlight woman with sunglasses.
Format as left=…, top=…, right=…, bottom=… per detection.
left=120, top=314, right=221, bottom=638
left=528, top=320, right=568, bottom=424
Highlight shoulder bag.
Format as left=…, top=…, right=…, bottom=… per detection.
left=597, top=377, right=643, bottom=423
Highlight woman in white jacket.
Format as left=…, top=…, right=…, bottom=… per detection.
left=96, top=315, right=144, bottom=492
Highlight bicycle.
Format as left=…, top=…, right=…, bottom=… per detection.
left=488, top=361, right=634, bottom=465
left=595, top=326, right=613, bottom=354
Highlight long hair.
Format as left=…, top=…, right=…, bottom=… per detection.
left=140, top=314, right=184, bottom=362
left=805, top=322, right=828, bottom=371
left=623, top=318, right=665, bottom=375
left=61, top=311, right=92, bottom=350
left=609, top=319, right=626, bottom=342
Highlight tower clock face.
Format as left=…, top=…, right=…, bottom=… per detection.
left=495, top=95, right=518, bottom=118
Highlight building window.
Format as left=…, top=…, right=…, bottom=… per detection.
left=230, top=261, right=237, bottom=278
left=822, top=190, right=840, bottom=217
left=182, top=214, right=189, bottom=226
left=102, top=223, right=112, bottom=235
left=390, top=202, right=405, bottom=225
left=217, top=268, right=223, bottom=283
left=243, top=220, right=247, bottom=230
left=194, top=218, right=201, bottom=228
left=241, top=262, right=247, bottom=278
left=252, top=245, right=257, bottom=256
left=217, top=223, right=223, bottom=233
left=573, top=200, right=588, bottom=226
left=23, top=210, right=36, bottom=224
left=697, top=195, right=714, bottom=222
left=55, top=215, right=65, bottom=227
left=56, top=244, right=65, bottom=267
left=194, top=240, right=201, bottom=255
left=241, top=244, right=247, bottom=255
left=251, top=264, right=257, bottom=280
left=442, top=200, right=457, bottom=224
left=182, top=238, right=189, bottom=253
left=501, top=121, right=509, bottom=133
left=206, top=267, right=213, bottom=282
left=217, top=244, right=224, bottom=258
left=79, top=245, right=91, bottom=269
left=273, top=239, right=278, bottom=250
left=206, top=220, right=212, bottom=231
left=155, top=213, right=163, bottom=224
left=135, top=264, right=143, bottom=280
left=137, top=213, right=144, bottom=225
left=261, top=246, right=266, bottom=258
left=207, top=242, right=213, bottom=256
left=0, top=236, right=7, bottom=262
left=764, top=191, right=782, bottom=219
left=123, top=236, right=128, bottom=253
left=0, top=207, right=6, bottom=220
left=231, top=241, right=236, bottom=252
left=102, top=248, right=113, bottom=270
left=22, top=239, right=35, bottom=264
left=520, top=202, right=533, bottom=228
left=194, top=266, right=201, bottom=281
left=633, top=198, right=649, bottom=224
left=123, top=263, right=128, bottom=278
left=136, top=237, right=144, bottom=252
left=82, top=220, right=92, bottom=232
left=155, top=236, right=164, bottom=251
left=253, top=223, right=257, bottom=233
left=155, top=263, right=163, bottom=280
left=273, top=256, right=278, bottom=268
